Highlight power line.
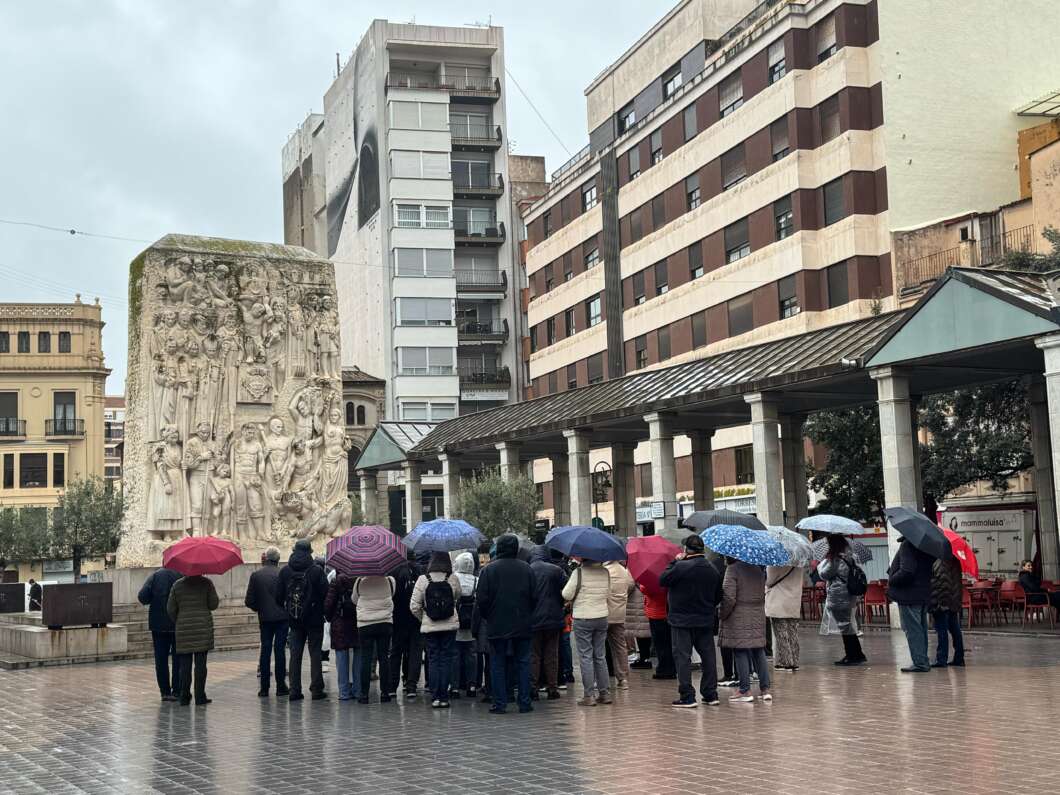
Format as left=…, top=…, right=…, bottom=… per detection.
left=0, top=218, right=152, bottom=245
left=504, top=67, right=573, bottom=158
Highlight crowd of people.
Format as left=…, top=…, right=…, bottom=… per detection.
left=136, top=529, right=978, bottom=709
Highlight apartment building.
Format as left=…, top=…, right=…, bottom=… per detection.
left=282, top=20, right=524, bottom=422
left=0, top=298, right=109, bottom=511
left=519, top=0, right=1060, bottom=525
left=103, top=395, right=124, bottom=490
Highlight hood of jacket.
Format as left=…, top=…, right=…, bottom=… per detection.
left=528, top=545, right=551, bottom=564
left=288, top=541, right=314, bottom=572
left=496, top=534, right=519, bottom=559
left=453, top=551, right=476, bottom=574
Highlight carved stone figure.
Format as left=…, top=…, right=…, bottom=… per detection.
left=209, top=463, right=234, bottom=536
left=147, top=425, right=187, bottom=540
left=183, top=421, right=217, bottom=534
left=231, top=422, right=266, bottom=540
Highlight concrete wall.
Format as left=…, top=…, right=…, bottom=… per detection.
left=1031, top=140, right=1060, bottom=252
left=91, top=563, right=263, bottom=606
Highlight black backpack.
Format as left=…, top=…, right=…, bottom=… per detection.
left=424, top=575, right=456, bottom=622
left=844, top=560, right=868, bottom=597
left=285, top=570, right=311, bottom=622
left=337, top=589, right=356, bottom=620
left=457, top=594, right=475, bottom=630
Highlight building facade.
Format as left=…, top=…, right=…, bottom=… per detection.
left=282, top=20, right=523, bottom=423
left=342, top=366, right=386, bottom=494
left=517, top=0, right=1060, bottom=526
left=103, top=395, right=125, bottom=490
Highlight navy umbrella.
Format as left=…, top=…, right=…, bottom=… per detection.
left=884, top=506, right=952, bottom=560
left=405, top=518, right=485, bottom=553
left=545, top=525, right=626, bottom=562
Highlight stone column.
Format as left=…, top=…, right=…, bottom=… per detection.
left=496, top=441, right=523, bottom=481
left=611, top=443, right=637, bottom=536
left=871, top=367, right=920, bottom=567
left=1033, top=338, right=1060, bottom=579
left=689, top=429, right=715, bottom=511
left=358, top=469, right=377, bottom=525
left=550, top=453, right=571, bottom=527
left=780, top=415, right=809, bottom=527
left=439, top=453, right=461, bottom=518
left=644, top=413, right=679, bottom=538
left=563, top=430, right=592, bottom=527
left=403, top=460, right=422, bottom=533
left=745, top=394, right=784, bottom=526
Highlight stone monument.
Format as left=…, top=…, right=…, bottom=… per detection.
left=118, top=234, right=351, bottom=567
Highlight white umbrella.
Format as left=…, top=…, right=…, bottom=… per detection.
left=765, top=526, right=813, bottom=568
left=796, top=514, right=865, bottom=536
left=811, top=537, right=873, bottom=564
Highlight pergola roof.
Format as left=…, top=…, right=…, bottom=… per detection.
left=355, top=421, right=437, bottom=471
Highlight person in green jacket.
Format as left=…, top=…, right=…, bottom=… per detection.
left=166, top=574, right=220, bottom=706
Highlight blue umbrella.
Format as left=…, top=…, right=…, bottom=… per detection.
left=796, top=514, right=865, bottom=536
left=405, top=518, right=485, bottom=553
left=545, top=525, right=626, bottom=562
left=701, top=524, right=790, bottom=566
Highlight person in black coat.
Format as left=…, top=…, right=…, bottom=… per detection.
left=475, top=534, right=538, bottom=714
left=387, top=557, right=424, bottom=698
left=28, top=579, right=43, bottom=611
left=528, top=545, right=568, bottom=699
left=245, top=546, right=289, bottom=697
left=275, top=539, right=329, bottom=701
left=1019, top=560, right=1060, bottom=613
left=138, top=567, right=183, bottom=702
left=887, top=537, right=936, bottom=673
left=659, top=535, right=723, bottom=709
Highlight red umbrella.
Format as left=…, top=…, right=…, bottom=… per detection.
left=327, top=525, right=407, bottom=577
left=162, top=536, right=243, bottom=576
left=626, top=535, right=681, bottom=597
left=943, top=528, right=979, bottom=578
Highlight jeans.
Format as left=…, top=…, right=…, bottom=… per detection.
left=559, top=630, right=574, bottom=681
left=530, top=629, right=560, bottom=690
left=150, top=631, right=180, bottom=697
left=288, top=624, right=324, bottom=697
left=257, top=620, right=288, bottom=693
left=451, top=640, right=475, bottom=691
left=648, top=618, right=675, bottom=676
left=176, top=651, right=208, bottom=703
left=489, top=636, right=531, bottom=711
left=606, top=623, right=630, bottom=681
left=424, top=630, right=456, bottom=702
left=360, top=623, right=392, bottom=698
left=671, top=626, right=718, bottom=702
left=932, top=609, right=964, bottom=664
left=388, top=623, right=422, bottom=694
left=572, top=617, right=610, bottom=698
left=334, top=648, right=362, bottom=699
left=899, top=603, right=930, bottom=669
left=733, top=647, right=771, bottom=695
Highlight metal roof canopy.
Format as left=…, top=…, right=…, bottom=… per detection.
left=1016, top=89, right=1060, bottom=117
left=355, top=421, right=438, bottom=471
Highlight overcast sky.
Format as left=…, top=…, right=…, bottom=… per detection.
left=0, top=1, right=667, bottom=389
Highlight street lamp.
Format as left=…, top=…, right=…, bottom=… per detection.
left=592, top=461, right=612, bottom=530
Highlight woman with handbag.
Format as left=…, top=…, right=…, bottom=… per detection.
left=818, top=535, right=867, bottom=666
left=765, top=562, right=806, bottom=672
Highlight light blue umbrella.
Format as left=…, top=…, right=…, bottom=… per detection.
left=796, top=514, right=865, bottom=536
left=405, top=518, right=485, bottom=553
left=701, top=524, right=790, bottom=566
left=765, top=525, right=814, bottom=568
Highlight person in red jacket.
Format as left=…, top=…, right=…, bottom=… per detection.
left=642, top=584, right=676, bottom=679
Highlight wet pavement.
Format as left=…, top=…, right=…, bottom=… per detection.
left=1, top=629, right=1058, bottom=794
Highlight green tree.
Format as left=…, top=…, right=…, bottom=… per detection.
left=804, top=406, right=885, bottom=522
left=0, top=507, right=52, bottom=568
left=50, top=477, right=125, bottom=581
left=458, top=470, right=540, bottom=539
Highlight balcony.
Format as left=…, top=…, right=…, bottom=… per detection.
left=0, top=418, right=26, bottom=438
left=46, top=418, right=85, bottom=437
left=455, top=269, right=507, bottom=294
left=453, top=172, right=504, bottom=200
left=458, top=319, right=509, bottom=344
left=455, top=219, right=505, bottom=247
left=459, top=365, right=511, bottom=388
left=897, top=224, right=1037, bottom=295
left=450, top=122, right=503, bottom=151
left=386, top=72, right=500, bottom=103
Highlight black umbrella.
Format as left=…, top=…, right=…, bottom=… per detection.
left=883, top=506, right=952, bottom=560
left=684, top=509, right=766, bottom=533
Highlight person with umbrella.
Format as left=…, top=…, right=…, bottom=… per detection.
left=719, top=554, right=771, bottom=703
left=930, top=554, right=964, bottom=668
left=528, top=545, right=568, bottom=700
left=166, top=568, right=220, bottom=706
left=351, top=569, right=397, bottom=704
left=818, top=534, right=867, bottom=666
left=275, top=539, right=330, bottom=701
left=409, top=552, right=462, bottom=709
left=658, top=535, right=723, bottom=708
left=764, top=528, right=810, bottom=673
left=244, top=546, right=289, bottom=698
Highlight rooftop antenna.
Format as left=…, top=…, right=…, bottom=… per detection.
left=466, top=16, right=491, bottom=27
left=335, top=52, right=340, bottom=78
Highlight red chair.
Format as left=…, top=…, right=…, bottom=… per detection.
left=999, top=580, right=1026, bottom=624
left=863, top=582, right=890, bottom=625
left=969, top=580, right=1001, bottom=626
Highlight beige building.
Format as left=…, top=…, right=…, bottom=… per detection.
left=518, top=0, right=1060, bottom=527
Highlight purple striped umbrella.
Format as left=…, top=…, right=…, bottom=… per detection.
left=326, top=525, right=408, bottom=577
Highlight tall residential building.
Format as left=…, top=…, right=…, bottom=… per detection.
left=519, top=0, right=1060, bottom=527
left=0, top=298, right=109, bottom=511
left=283, top=21, right=524, bottom=422
left=103, top=395, right=125, bottom=489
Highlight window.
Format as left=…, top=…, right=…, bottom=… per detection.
left=683, top=105, right=697, bottom=142
left=727, top=294, right=754, bottom=337
left=449, top=110, right=490, bottom=138
left=587, top=353, right=604, bottom=385
left=817, top=13, right=837, bottom=62
left=548, top=371, right=558, bottom=394
left=630, top=207, right=643, bottom=242
left=768, top=39, right=786, bottom=83
left=546, top=317, right=556, bottom=345
left=53, top=452, right=65, bottom=489
left=618, top=104, right=636, bottom=133
left=391, top=150, right=450, bottom=179
left=17, top=332, right=30, bottom=353
left=530, top=329, right=538, bottom=353
left=635, top=335, right=648, bottom=369
left=689, top=241, right=704, bottom=279
left=735, top=446, right=754, bottom=485
left=721, top=145, right=746, bottom=189
left=3, top=454, right=12, bottom=489
left=774, top=196, right=794, bottom=240
left=563, top=255, right=573, bottom=282
left=633, top=272, right=646, bottom=305
left=581, top=181, right=598, bottom=211
left=58, top=331, right=71, bottom=353
left=346, top=402, right=356, bottom=425
left=0, top=332, right=7, bottom=353
left=54, top=392, right=76, bottom=424
left=391, top=100, right=447, bottom=130
left=685, top=174, right=701, bottom=210
left=20, top=453, right=47, bottom=488
left=543, top=211, right=553, bottom=238
left=585, top=295, right=602, bottom=327
left=564, top=308, right=576, bottom=337
left=719, top=72, right=743, bottom=117
left=0, top=392, right=16, bottom=428
left=823, top=178, right=845, bottom=225
left=544, top=264, right=554, bottom=291
left=395, top=204, right=450, bottom=228
left=628, top=146, right=641, bottom=180
left=771, top=118, right=789, bottom=161
left=425, top=206, right=450, bottom=228
left=692, top=312, right=707, bottom=348
left=38, top=332, right=51, bottom=353
left=663, top=66, right=682, bottom=99
left=779, top=274, right=799, bottom=318
left=567, top=364, right=578, bottom=390
left=451, top=157, right=491, bottom=187
left=651, top=195, right=665, bottom=230
left=401, top=402, right=428, bottom=421
left=827, top=262, right=849, bottom=308
left=724, top=218, right=750, bottom=263
left=398, top=298, right=452, bottom=326
left=430, top=403, right=456, bottom=421
left=820, top=95, right=841, bottom=144
left=658, top=326, right=671, bottom=360
left=638, top=463, right=653, bottom=498
left=395, top=248, right=453, bottom=277
left=650, top=130, right=663, bottom=164
left=584, top=245, right=600, bottom=269
left=400, top=347, right=454, bottom=375
left=654, top=261, right=669, bottom=295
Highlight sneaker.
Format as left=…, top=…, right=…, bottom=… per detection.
left=467, top=686, right=477, bottom=696
left=671, top=698, right=697, bottom=709
left=256, top=690, right=269, bottom=698
left=449, top=690, right=461, bottom=700
left=311, top=692, right=328, bottom=701
left=404, top=690, right=417, bottom=699
left=718, top=678, right=739, bottom=687
left=289, top=693, right=304, bottom=702
left=558, top=683, right=568, bottom=691
left=950, top=659, right=965, bottom=667
left=761, top=692, right=773, bottom=702
left=701, top=697, right=720, bottom=706
left=431, top=699, right=442, bottom=708
left=596, top=692, right=613, bottom=705
left=439, top=701, right=450, bottom=708
left=276, top=687, right=290, bottom=697
left=577, top=696, right=597, bottom=706
left=931, top=662, right=948, bottom=669
left=729, top=694, right=755, bottom=703
left=488, top=706, right=506, bottom=715
left=616, top=678, right=629, bottom=690
left=900, top=666, right=931, bottom=673
left=546, top=689, right=561, bottom=700
left=630, top=660, right=653, bottom=670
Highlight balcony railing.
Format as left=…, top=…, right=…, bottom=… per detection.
left=450, top=122, right=502, bottom=146
left=980, top=224, right=1036, bottom=267
left=455, top=219, right=506, bottom=244
left=0, top=418, right=26, bottom=437
left=897, top=225, right=1039, bottom=292
left=452, top=172, right=504, bottom=191
left=458, top=319, right=509, bottom=339
left=459, top=365, right=511, bottom=386
left=386, top=73, right=500, bottom=97
left=455, top=269, right=507, bottom=290
left=400, top=366, right=456, bottom=377
left=46, top=418, right=85, bottom=437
